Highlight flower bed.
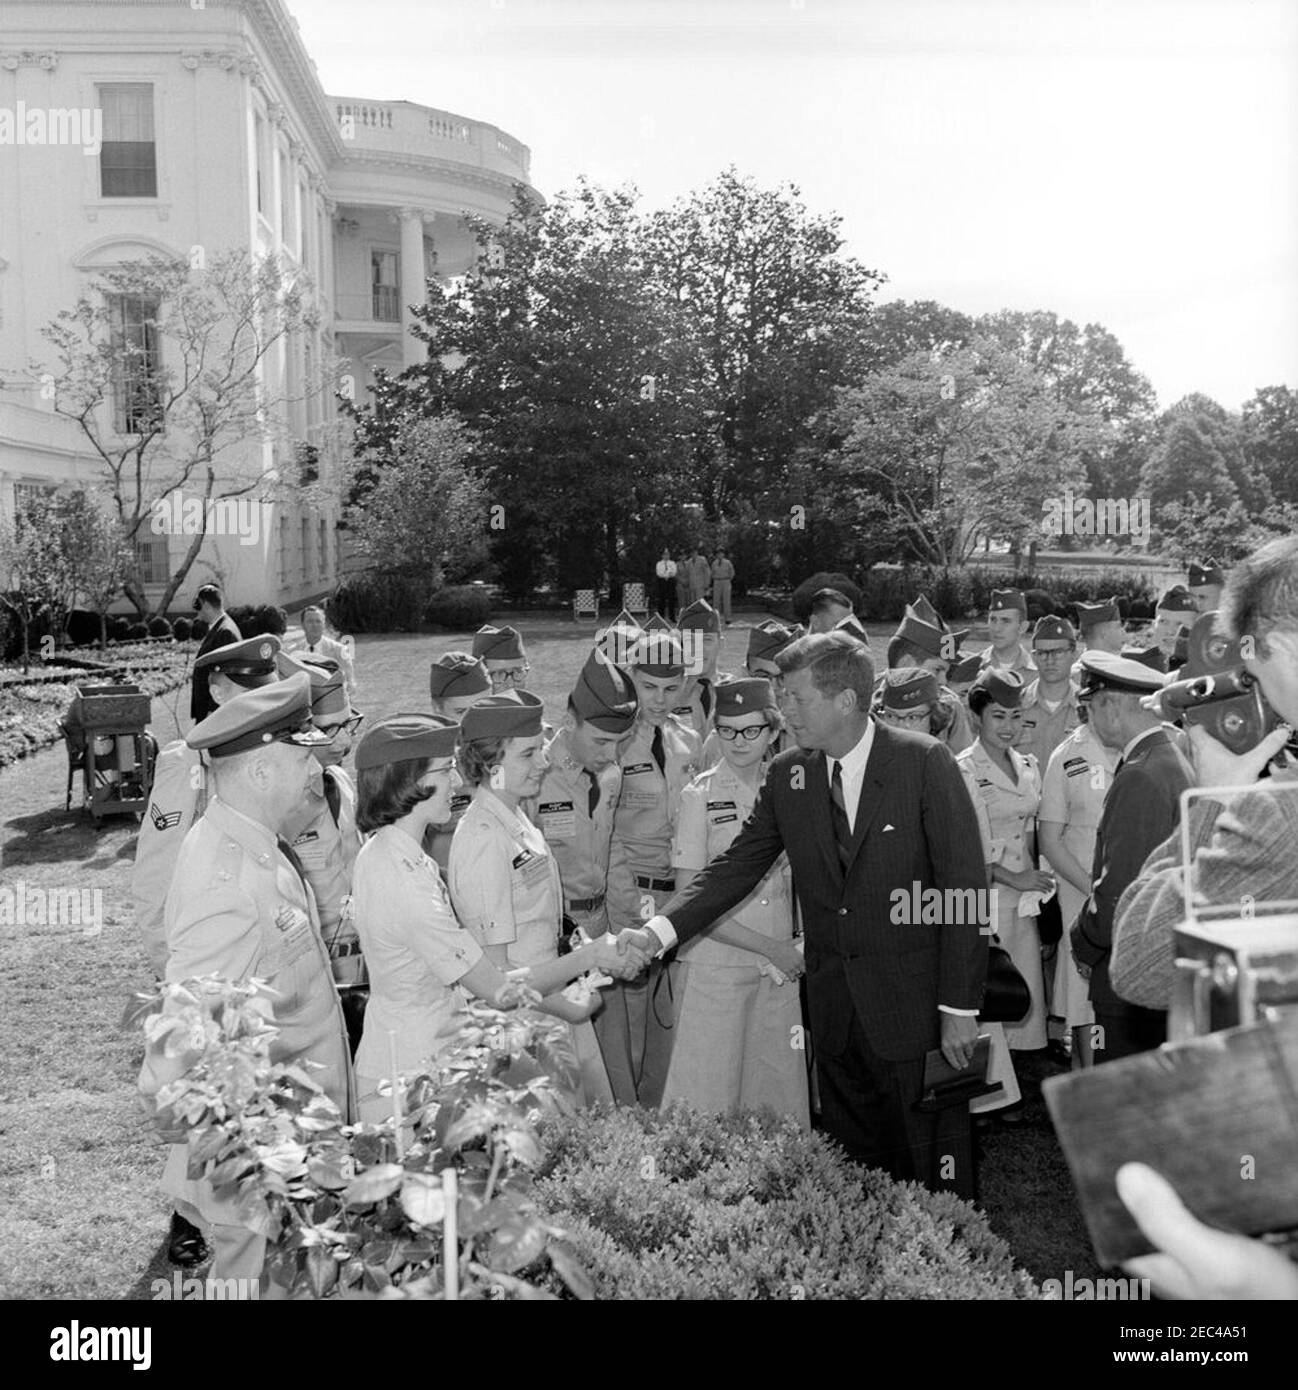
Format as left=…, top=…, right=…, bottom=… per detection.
left=532, top=1105, right=1040, bottom=1300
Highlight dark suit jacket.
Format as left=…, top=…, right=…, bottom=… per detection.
left=664, top=721, right=988, bottom=1063
left=1070, top=727, right=1194, bottom=1016
left=189, top=611, right=241, bottom=722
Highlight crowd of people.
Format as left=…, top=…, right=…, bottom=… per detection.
left=132, top=541, right=1298, bottom=1299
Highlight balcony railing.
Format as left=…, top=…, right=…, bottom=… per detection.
left=330, top=95, right=531, bottom=179
left=371, top=285, right=400, bottom=322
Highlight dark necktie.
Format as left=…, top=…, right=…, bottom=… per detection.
left=585, top=769, right=600, bottom=817
left=276, top=836, right=310, bottom=889
left=828, top=761, right=853, bottom=871
left=651, top=724, right=666, bottom=775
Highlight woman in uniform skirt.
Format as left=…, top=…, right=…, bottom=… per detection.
left=660, top=678, right=809, bottom=1126
left=447, top=692, right=617, bottom=1107
left=350, top=712, right=637, bottom=1124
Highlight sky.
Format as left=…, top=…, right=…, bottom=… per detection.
left=289, top=0, right=1298, bottom=412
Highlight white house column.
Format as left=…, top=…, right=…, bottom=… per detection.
left=396, top=206, right=431, bottom=367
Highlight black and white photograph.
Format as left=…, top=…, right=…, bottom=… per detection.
left=1, top=0, right=1297, bottom=1341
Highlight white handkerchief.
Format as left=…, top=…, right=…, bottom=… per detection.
left=882, top=823, right=895, bottom=832
left=1018, top=883, right=1058, bottom=918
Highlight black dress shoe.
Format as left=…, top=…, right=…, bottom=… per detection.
left=168, top=1211, right=209, bottom=1267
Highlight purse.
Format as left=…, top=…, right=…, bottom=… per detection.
left=978, top=943, right=1031, bottom=1024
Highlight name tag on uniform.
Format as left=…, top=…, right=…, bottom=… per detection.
left=511, top=847, right=551, bottom=887
left=622, top=762, right=654, bottom=778
left=1064, top=758, right=1090, bottom=778
left=707, top=799, right=739, bottom=825
left=291, top=828, right=327, bottom=869
left=539, top=800, right=576, bottom=841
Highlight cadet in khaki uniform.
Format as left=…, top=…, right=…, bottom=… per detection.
left=450, top=693, right=641, bottom=1106
left=1070, top=597, right=1126, bottom=684
left=885, top=598, right=975, bottom=755
left=1187, top=557, right=1225, bottom=614
left=1017, top=615, right=1080, bottom=772
left=472, top=623, right=531, bottom=694
left=605, top=629, right=701, bottom=1106
left=426, top=652, right=493, bottom=872
left=701, top=620, right=799, bottom=766
left=132, top=636, right=282, bottom=982
left=980, top=588, right=1038, bottom=679
left=672, top=599, right=730, bottom=746
left=147, top=677, right=352, bottom=1295
left=663, top=679, right=809, bottom=1125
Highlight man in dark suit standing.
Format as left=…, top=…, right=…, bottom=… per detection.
left=631, top=631, right=989, bottom=1196
left=1069, top=651, right=1194, bottom=1062
left=189, top=584, right=241, bottom=723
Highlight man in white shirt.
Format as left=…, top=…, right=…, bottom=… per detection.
left=285, top=606, right=357, bottom=698
left=654, top=548, right=678, bottom=620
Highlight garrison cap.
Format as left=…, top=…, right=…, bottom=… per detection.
left=186, top=672, right=327, bottom=758
left=946, top=654, right=983, bottom=686
left=460, top=690, right=545, bottom=742
left=880, top=668, right=939, bottom=711
left=988, top=588, right=1028, bottom=617
left=194, top=634, right=282, bottom=686
left=641, top=612, right=675, bottom=634
left=429, top=651, right=491, bottom=701
left=714, top=677, right=774, bottom=717
left=472, top=624, right=526, bottom=661
left=610, top=608, right=642, bottom=632
left=276, top=651, right=351, bottom=721
left=355, top=713, right=459, bottom=770
left=1120, top=644, right=1168, bottom=674
left=971, top=667, right=1026, bottom=708
left=1188, top=558, right=1225, bottom=588
left=1157, top=586, right=1196, bottom=613
left=678, top=598, right=721, bottom=634
left=811, top=587, right=853, bottom=610
left=596, top=622, right=643, bottom=668
left=747, top=620, right=796, bottom=665
left=571, top=650, right=639, bottom=733
left=1032, top=615, right=1077, bottom=645
left=629, top=630, right=686, bottom=677
left=1077, top=650, right=1169, bottom=697
left=1075, top=598, right=1121, bottom=632
left=908, top=594, right=943, bottom=628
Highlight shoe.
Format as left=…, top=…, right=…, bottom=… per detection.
left=168, top=1211, right=209, bottom=1267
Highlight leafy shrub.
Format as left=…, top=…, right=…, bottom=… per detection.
left=329, top=572, right=434, bottom=634
left=533, top=1104, right=1038, bottom=1300
left=65, top=609, right=102, bottom=647
left=190, top=616, right=209, bottom=640
left=147, top=616, right=172, bottom=639
left=227, top=603, right=257, bottom=636
left=171, top=616, right=193, bottom=641
left=424, top=585, right=492, bottom=632
left=107, top=616, right=132, bottom=644
left=791, top=571, right=863, bottom=622
left=126, top=622, right=149, bottom=641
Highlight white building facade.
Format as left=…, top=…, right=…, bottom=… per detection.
left=0, top=0, right=533, bottom=613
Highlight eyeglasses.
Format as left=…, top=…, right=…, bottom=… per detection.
left=716, top=724, right=769, bottom=742
left=492, top=666, right=531, bottom=687
left=323, top=714, right=364, bottom=738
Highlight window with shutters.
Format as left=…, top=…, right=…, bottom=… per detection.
left=108, top=294, right=163, bottom=435
left=98, top=84, right=157, bottom=197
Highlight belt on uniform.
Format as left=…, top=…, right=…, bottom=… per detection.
left=566, top=893, right=605, bottom=913
left=329, top=939, right=364, bottom=959
left=634, top=875, right=675, bottom=893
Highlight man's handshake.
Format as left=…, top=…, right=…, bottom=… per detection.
left=590, top=927, right=660, bottom=980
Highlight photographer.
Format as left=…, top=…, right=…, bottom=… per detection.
left=1110, top=537, right=1298, bottom=1009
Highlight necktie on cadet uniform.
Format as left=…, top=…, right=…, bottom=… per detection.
left=276, top=836, right=311, bottom=891
left=651, top=724, right=666, bottom=775
left=828, top=761, right=853, bottom=871
left=585, top=768, right=600, bottom=817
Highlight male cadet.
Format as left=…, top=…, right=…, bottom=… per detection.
left=1187, top=558, right=1225, bottom=614
left=979, top=588, right=1037, bottom=678
left=885, top=597, right=974, bottom=754
left=746, top=620, right=797, bottom=679
left=472, top=623, right=530, bottom=693
left=1150, top=586, right=1198, bottom=664
left=1017, top=615, right=1080, bottom=771
left=605, top=626, right=702, bottom=1106
left=284, top=605, right=357, bottom=698
left=710, top=550, right=736, bottom=623
left=276, top=652, right=366, bottom=1052
left=808, top=588, right=870, bottom=644
left=1069, top=651, right=1192, bottom=1063
left=426, top=652, right=493, bottom=871
left=145, top=676, right=353, bottom=1294
left=672, top=599, right=730, bottom=744
left=1071, top=597, right=1126, bottom=681
left=190, top=584, right=242, bottom=723
left=598, top=609, right=643, bottom=667
left=134, top=635, right=283, bottom=982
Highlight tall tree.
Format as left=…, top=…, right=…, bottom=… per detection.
left=1140, top=412, right=1240, bottom=515
left=1243, top=385, right=1298, bottom=506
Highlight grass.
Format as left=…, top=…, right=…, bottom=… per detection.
left=0, top=610, right=1098, bottom=1298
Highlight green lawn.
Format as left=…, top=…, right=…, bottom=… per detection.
left=0, top=611, right=1098, bottom=1298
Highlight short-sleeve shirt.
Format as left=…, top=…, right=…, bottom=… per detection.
left=612, top=714, right=701, bottom=873
left=535, top=727, right=621, bottom=904
left=956, top=739, right=1041, bottom=871
left=1039, top=722, right=1118, bottom=869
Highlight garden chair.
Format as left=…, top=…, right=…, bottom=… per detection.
left=573, top=589, right=600, bottom=624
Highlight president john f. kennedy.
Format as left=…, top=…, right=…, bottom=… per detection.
left=636, top=631, right=989, bottom=1195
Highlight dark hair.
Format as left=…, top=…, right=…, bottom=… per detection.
left=356, top=756, right=438, bottom=834
left=967, top=686, right=994, bottom=717
left=194, top=583, right=222, bottom=610
left=459, top=735, right=507, bottom=787
left=776, top=632, right=874, bottom=703
left=811, top=588, right=853, bottom=613
left=1221, top=536, right=1298, bottom=657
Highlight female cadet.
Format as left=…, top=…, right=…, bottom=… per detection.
left=425, top=653, right=492, bottom=872
left=957, top=670, right=1056, bottom=1067
left=662, top=678, right=810, bottom=1125
left=447, top=692, right=616, bottom=1106
left=1038, top=716, right=1118, bottom=1068
left=350, top=713, right=639, bottom=1124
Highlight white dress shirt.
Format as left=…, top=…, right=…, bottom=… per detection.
left=824, top=719, right=876, bottom=833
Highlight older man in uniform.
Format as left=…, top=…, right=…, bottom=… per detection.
left=605, top=628, right=701, bottom=1106
left=472, top=623, right=531, bottom=693
left=535, top=650, right=641, bottom=1098
left=190, top=584, right=242, bottom=723
left=145, top=676, right=353, bottom=1295
left=1187, top=558, right=1225, bottom=614
left=686, top=549, right=712, bottom=607
left=980, top=589, right=1037, bottom=678
left=1069, top=651, right=1192, bottom=1064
